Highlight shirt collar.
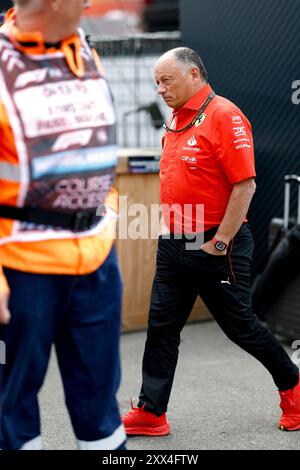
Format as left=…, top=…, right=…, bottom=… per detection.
left=2, top=8, right=85, bottom=77
left=2, top=8, right=80, bottom=55
left=173, top=83, right=213, bottom=114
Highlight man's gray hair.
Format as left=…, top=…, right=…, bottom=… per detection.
left=173, top=47, right=208, bottom=82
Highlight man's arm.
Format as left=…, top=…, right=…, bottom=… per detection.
left=0, top=269, right=10, bottom=324
left=201, top=177, right=256, bottom=255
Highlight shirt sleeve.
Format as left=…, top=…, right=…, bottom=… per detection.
left=212, top=106, right=256, bottom=184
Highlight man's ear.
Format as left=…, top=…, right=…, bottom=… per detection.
left=191, top=66, right=200, bottom=80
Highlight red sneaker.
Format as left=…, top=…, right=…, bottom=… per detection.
left=279, top=374, right=300, bottom=431
left=122, top=402, right=170, bottom=436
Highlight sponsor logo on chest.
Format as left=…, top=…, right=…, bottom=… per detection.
left=182, top=155, right=197, bottom=163
left=182, top=134, right=201, bottom=152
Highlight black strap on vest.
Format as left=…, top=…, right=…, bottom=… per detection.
left=0, top=205, right=101, bottom=233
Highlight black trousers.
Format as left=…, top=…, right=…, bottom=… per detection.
left=138, top=224, right=299, bottom=416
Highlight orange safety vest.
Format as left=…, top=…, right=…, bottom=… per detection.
left=0, top=11, right=118, bottom=293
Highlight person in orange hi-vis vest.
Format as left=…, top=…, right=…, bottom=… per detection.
left=0, top=0, right=126, bottom=450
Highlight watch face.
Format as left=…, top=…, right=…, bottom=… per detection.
left=215, top=241, right=226, bottom=251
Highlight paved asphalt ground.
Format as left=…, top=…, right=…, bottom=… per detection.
left=39, top=320, right=300, bottom=450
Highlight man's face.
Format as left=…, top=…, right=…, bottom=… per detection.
left=154, top=57, right=196, bottom=110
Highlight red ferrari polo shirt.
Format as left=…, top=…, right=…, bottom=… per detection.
left=160, top=83, right=256, bottom=233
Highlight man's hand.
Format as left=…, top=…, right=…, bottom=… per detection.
left=213, top=178, right=256, bottom=244
left=200, top=240, right=227, bottom=256
left=0, top=291, right=10, bottom=324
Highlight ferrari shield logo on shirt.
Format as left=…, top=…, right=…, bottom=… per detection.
left=195, top=114, right=206, bottom=127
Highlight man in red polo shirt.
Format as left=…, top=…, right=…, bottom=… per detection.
left=122, top=47, right=300, bottom=435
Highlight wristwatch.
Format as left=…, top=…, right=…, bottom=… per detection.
left=211, top=236, right=228, bottom=252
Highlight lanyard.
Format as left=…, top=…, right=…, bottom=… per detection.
left=163, top=91, right=215, bottom=133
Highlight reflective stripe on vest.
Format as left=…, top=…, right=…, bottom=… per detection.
left=0, top=161, right=20, bottom=182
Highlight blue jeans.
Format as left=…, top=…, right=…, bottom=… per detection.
left=0, top=246, right=125, bottom=450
